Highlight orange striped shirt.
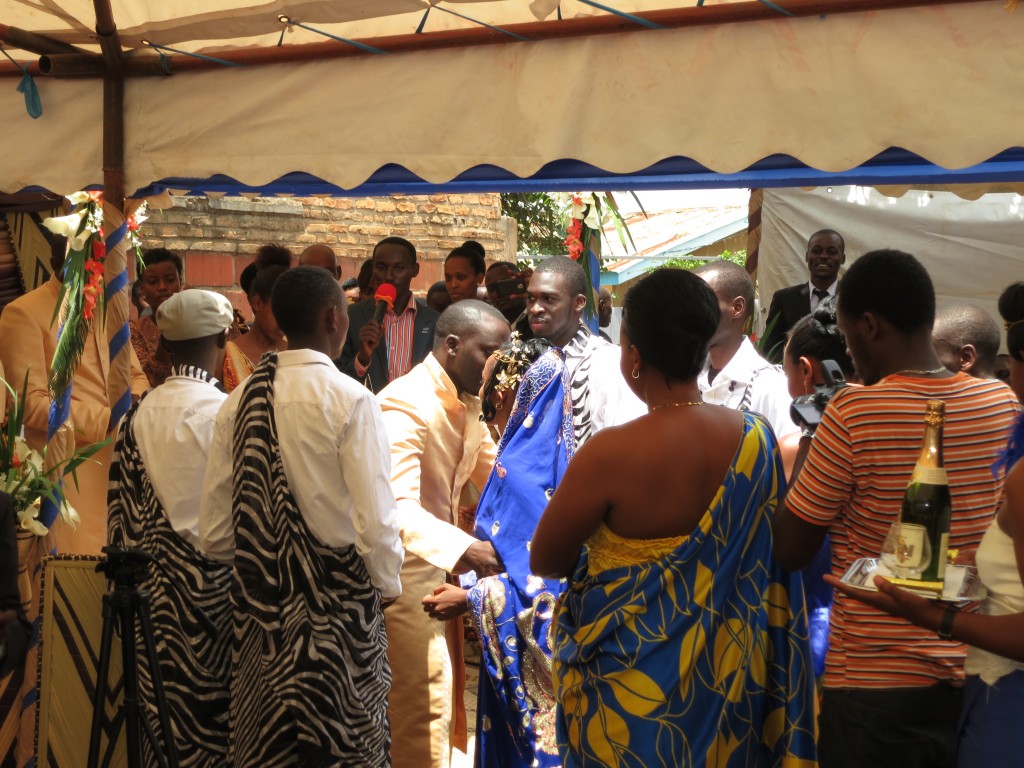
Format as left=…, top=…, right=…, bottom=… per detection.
left=787, top=372, right=1020, bottom=689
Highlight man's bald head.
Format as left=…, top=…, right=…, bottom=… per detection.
left=432, top=300, right=511, bottom=395
left=298, top=244, right=341, bottom=280
left=433, top=299, right=507, bottom=349
left=694, top=260, right=756, bottom=322
left=932, top=304, right=1001, bottom=378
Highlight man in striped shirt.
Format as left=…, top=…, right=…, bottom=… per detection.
left=773, top=249, right=1019, bottom=768
left=337, top=236, right=439, bottom=392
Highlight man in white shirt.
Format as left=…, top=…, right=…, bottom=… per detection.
left=107, top=288, right=237, bottom=766
left=200, top=267, right=403, bottom=766
left=377, top=299, right=510, bottom=768
left=762, top=229, right=846, bottom=362
left=695, top=260, right=798, bottom=438
left=526, top=256, right=645, bottom=447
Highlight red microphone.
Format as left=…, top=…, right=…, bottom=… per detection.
left=372, top=283, right=397, bottom=323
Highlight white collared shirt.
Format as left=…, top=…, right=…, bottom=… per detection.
left=200, top=348, right=404, bottom=598
left=698, top=336, right=798, bottom=437
left=132, top=372, right=226, bottom=549
left=807, top=280, right=838, bottom=312
left=562, top=324, right=646, bottom=438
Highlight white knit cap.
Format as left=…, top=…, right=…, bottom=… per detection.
left=156, top=289, right=234, bottom=341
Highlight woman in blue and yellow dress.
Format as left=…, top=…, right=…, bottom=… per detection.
left=531, top=267, right=818, bottom=768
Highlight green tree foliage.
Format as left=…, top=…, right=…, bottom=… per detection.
left=500, top=193, right=564, bottom=257
left=651, top=249, right=747, bottom=272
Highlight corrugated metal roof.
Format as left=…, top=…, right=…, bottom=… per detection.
left=600, top=205, right=747, bottom=284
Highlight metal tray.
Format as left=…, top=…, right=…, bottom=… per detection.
left=840, top=557, right=987, bottom=604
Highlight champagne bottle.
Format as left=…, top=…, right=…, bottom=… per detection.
left=899, top=400, right=952, bottom=583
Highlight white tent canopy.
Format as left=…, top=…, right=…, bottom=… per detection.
left=2, top=1, right=1023, bottom=196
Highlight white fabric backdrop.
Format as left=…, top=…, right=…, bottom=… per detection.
left=758, top=185, right=1024, bottom=344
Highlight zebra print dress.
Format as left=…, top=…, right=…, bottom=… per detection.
left=107, top=399, right=233, bottom=768
left=229, top=353, right=392, bottom=767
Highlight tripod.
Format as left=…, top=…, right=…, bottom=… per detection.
left=87, top=545, right=179, bottom=768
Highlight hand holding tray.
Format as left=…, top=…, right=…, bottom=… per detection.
left=840, top=557, right=987, bottom=605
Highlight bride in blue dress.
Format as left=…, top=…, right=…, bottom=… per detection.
left=425, top=335, right=571, bottom=768
left=469, top=337, right=573, bottom=768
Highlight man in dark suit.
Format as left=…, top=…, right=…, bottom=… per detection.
left=337, top=237, right=439, bottom=392
left=761, top=229, right=846, bottom=363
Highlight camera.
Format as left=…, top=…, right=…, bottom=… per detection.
left=789, top=359, right=847, bottom=430
left=492, top=277, right=527, bottom=298
left=96, top=544, right=155, bottom=588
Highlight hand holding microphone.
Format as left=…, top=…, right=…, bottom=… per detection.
left=357, top=283, right=397, bottom=365
left=372, top=283, right=397, bottom=323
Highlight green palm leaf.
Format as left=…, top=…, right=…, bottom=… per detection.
left=48, top=258, right=92, bottom=404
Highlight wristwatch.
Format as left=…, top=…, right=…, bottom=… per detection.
left=937, top=606, right=959, bottom=641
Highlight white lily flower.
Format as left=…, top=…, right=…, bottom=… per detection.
left=66, top=191, right=92, bottom=205
left=569, top=199, right=587, bottom=221
left=17, top=506, right=48, bottom=536
left=133, top=201, right=149, bottom=225
left=26, top=448, right=44, bottom=474
left=60, top=502, right=80, bottom=529
left=584, top=206, right=602, bottom=230
left=12, top=435, right=31, bottom=466
left=43, top=212, right=84, bottom=239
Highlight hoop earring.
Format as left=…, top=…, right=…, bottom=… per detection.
left=495, top=400, right=503, bottom=411
left=631, top=368, right=640, bottom=380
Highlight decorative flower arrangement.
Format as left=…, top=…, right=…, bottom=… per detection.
left=557, top=192, right=638, bottom=319
left=126, top=202, right=149, bottom=258
left=44, top=191, right=104, bottom=321
left=41, top=191, right=147, bottom=404
left=1, top=375, right=105, bottom=535
left=18, top=189, right=145, bottom=532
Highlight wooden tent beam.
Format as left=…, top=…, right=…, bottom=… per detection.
left=37, top=53, right=105, bottom=78
left=0, top=23, right=90, bottom=56
left=0, top=0, right=998, bottom=78
left=93, top=0, right=124, bottom=204
left=91, top=0, right=135, bottom=437
left=92, top=0, right=122, bottom=75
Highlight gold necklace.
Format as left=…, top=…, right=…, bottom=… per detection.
left=649, top=401, right=703, bottom=412
left=894, top=367, right=947, bottom=376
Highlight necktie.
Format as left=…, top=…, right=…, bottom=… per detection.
left=812, top=288, right=829, bottom=306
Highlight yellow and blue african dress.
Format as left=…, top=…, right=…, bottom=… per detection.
left=552, top=411, right=818, bottom=768
left=467, top=349, right=574, bottom=768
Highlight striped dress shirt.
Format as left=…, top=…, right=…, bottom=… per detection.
left=354, top=299, right=418, bottom=384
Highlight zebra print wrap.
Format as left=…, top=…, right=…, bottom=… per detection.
left=107, top=401, right=233, bottom=767
left=564, top=324, right=595, bottom=449
left=229, top=353, right=392, bottom=767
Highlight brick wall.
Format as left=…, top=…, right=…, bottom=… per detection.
left=140, top=194, right=516, bottom=311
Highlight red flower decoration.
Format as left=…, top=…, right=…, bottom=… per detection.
left=92, top=238, right=106, bottom=261
left=82, top=283, right=98, bottom=321
left=564, top=218, right=584, bottom=261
